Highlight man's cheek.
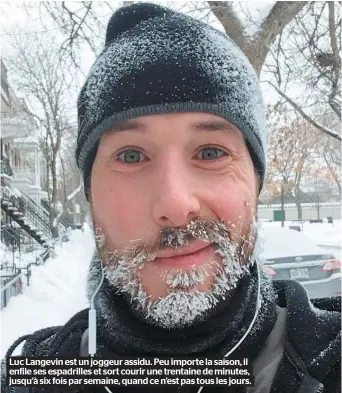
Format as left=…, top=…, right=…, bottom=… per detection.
left=104, top=207, right=149, bottom=249
left=218, top=201, right=255, bottom=238
left=214, top=196, right=246, bottom=221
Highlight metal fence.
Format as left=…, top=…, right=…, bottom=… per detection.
left=0, top=248, right=52, bottom=309
left=1, top=270, right=24, bottom=309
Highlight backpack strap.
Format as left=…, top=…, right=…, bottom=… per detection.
left=284, top=341, right=324, bottom=393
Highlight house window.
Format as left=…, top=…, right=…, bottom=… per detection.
left=4, top=143, right=8, bottom=158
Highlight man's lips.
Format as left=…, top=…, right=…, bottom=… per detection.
left=156, top=240, right=210, bottom=258
left=153, top=241, right=215, bottom=269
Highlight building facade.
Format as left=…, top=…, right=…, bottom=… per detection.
left=1, top=59, right=48, bottom=204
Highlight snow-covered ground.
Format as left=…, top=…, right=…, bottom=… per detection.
left=1, top=242, right=49, bottom=279
left=1, top=220, right=340, bottom=358
left=260, top=220, right=341, bottom=246
left=1, top=225, right=94, bottom=358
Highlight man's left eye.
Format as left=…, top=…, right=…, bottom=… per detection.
left=196, top=147, right=228, bottom=160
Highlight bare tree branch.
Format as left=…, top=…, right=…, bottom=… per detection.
left=20, top=1, right=339, bottom=143
left=208, top=1, right=246, bottom=50
left=208, top=1, right=307, bottom=76
left=263, top=2, right=341, bottom=141
left=252, top=2, right=308, bottom=75
left=268, top=81, right=341, bottom=141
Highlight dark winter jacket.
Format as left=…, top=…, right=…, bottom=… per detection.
left=1, top=279, right=341, bottom=393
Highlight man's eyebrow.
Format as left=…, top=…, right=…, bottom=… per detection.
left=191, top=120, right=237, bottom=133
left=109, top=120, right=148, bottom=133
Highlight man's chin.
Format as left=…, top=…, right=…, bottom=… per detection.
left=106, top=261, right=242, bottom=329
left=121, top=285, right=225, bottom=330
left=139, top=279, right=214, bottom=301
left=138, top=258, right=220, bottom=300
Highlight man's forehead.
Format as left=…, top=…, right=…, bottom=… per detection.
left=105, top=113, right=243, bottom=138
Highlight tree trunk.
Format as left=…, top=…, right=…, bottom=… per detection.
left=296, top=200, right=302, bottom=220
left=281, top=183, right=285, bottom=227
left=50, top=155, right=59, bottom=235
left=46, top=163, right=51, bottom=206
left=316, top=203, right=320, bottom=220
left=294, top=185, right=302, bottom=220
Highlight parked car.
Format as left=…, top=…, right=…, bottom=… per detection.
left=259, top=226, right=341, bottom=299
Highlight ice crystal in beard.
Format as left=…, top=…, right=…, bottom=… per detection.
left=162, top=261, right=219, bottom=289
left=101, top=218, right=257, bottom=329
left=146, top=290, right=219, bottom=328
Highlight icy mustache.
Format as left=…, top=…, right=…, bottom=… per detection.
left=104, top=218, right=232, bottom=266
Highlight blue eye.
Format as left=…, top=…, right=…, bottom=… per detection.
left=197, top=147, right=228, bottom=160
left=116, top=150, right=145, bottom=163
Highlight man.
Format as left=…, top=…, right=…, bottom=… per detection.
left=2, top=3, right=340, bottom=393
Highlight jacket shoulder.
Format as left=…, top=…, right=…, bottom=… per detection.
left=311, top=295, right=341, bottom=313
left=20, top=308, right=89, bottom=357
left=272, top=280, right=341, bottom=393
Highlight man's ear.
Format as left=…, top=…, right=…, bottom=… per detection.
left=85, top=168, right=93, bottom=203
left=255, top=169, right=261, bottom=196
left=82, top=143, right=99, bottom=201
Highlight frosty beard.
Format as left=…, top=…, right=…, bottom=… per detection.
left=94, top=218, right=258, bottom=330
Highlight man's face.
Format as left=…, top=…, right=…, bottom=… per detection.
left=90, top=112, right=258, bottom=328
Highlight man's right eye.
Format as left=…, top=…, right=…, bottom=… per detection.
left=115, top=149, right=146, bottom=164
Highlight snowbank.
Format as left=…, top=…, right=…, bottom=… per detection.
left=261, top=220, right=341, bottom=249
left=1, top=225, right=95, bottom=358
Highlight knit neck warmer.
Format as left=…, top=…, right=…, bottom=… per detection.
left=87, top=254, right=277, bottom=361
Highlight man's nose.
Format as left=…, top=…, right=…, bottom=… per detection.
left=151, top=154, right=201, bottom=227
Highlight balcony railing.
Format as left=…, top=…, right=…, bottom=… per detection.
left=12, top=166, right=35, bottom=184
left=0, top=112, right=30, bottom=139
left=0, top=110, right=27, bottom=119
